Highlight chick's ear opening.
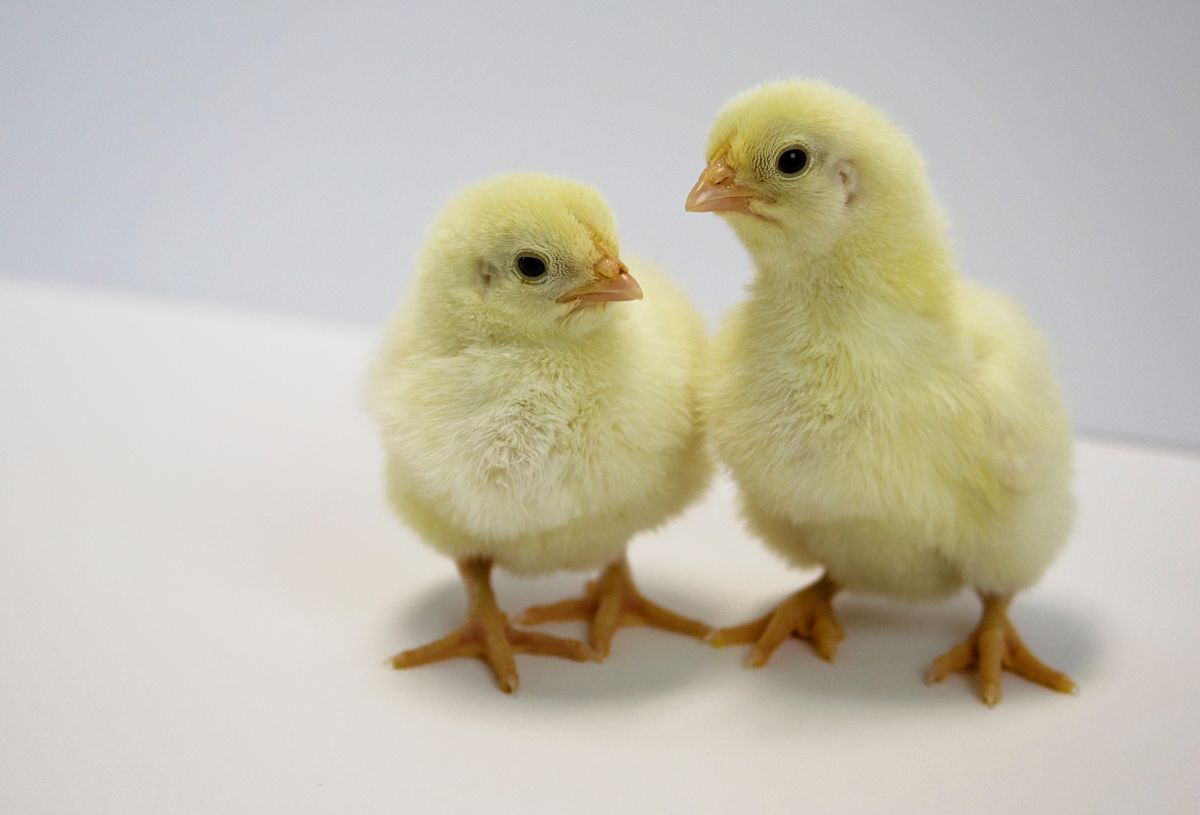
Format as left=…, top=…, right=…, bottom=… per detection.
left=476, top=260, right=496, bottom=287
left=837, top=160, right=858, bottom=206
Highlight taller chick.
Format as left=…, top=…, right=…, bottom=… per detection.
left=687, top=80, right=1076, bottom=705
left=370, top=173, right=712, bottom=693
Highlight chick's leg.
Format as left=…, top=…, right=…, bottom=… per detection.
left=516, top=557, right=710, bottom=659
left=707, top=575, right=842, bottom=666
left=926, top=593, right=1076, bottom=706
left=389, top=557, right=591, bottom=693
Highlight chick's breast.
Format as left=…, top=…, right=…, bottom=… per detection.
left=704, top=297, right=954, bottom=525
left=371, top=261, right=711, bottom=575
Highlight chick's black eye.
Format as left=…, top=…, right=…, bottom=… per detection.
left=777, top=148, right=809, bottom=176
left=515, top=254, right=547, bottom=280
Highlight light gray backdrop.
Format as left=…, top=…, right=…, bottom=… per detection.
left=3, top=1, right=1197, bottom=448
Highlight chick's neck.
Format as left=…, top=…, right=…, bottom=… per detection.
left=746, top=213, right=959, bottom=330
left=416, top=290, right=624, bottom=354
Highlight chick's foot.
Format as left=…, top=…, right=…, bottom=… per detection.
left=516, top=557, right=710, bottom=659
left=389, top=557, right=591, bottom=693
left=926, top=593, right=1076, bottom=706
left=707, top=575, right=842, bottom=666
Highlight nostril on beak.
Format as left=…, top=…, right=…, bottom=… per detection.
left=594, top=256, right=621, bottom=279
left=706, top=157, right=736, bottom=186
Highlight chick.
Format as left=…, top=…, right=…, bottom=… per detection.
left=369, top=173, right=712, bottom=692
left=686, top=79, right=1077, bottom=705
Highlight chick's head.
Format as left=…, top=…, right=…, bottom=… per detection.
left=416, top=173, right=641, bottom=341
left=686, top=79, right=928, bottom=263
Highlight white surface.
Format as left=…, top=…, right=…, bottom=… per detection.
left=2, top=2, right=1199, bottom=447
left=1, top=280, right=1198, bottom=814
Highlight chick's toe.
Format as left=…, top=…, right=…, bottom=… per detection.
left=517, top=557, right=710, bottom=660
left=708, top=575, right=842, bottom=666
left=926, top=593, right=1077, bottom=706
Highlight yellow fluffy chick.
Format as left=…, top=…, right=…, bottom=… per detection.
left=686, top=79, right=1076, bottom=705
left=369, top=173, right=712, bottom=692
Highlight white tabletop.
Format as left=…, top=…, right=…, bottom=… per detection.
left=1, top=280, right=1197, bottom=814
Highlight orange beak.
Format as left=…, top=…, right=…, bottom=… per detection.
left=557, top=255, right=643, bottom=317
left=685, top=154, right=771, bottom=215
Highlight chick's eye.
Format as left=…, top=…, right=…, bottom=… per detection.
left=776, top=148, right=809, bottom=176
left=515, top=254, right=547, bottom=281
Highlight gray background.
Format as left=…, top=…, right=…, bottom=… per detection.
left=3, top=1, right=1197, bottom=449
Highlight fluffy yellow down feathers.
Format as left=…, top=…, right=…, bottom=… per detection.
left=370, top=174, right=710, bottom=574
left=369, top=81, right=1078, bottom=705
left=697, top=80, right=1074, bottom=600
left=688, top=79, right=1075, bottom=704
left=369, top=174, right=712, bottom=691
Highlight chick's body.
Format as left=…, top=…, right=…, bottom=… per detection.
left=710, top=270, right=1073, bottom=602
left=689, top=79, right=1076, bottom=703
left=373, top=260, right=709, bottom=575
left=371, top=174, right=711, bottom=691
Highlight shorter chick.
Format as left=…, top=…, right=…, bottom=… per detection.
left=369, top=173, right=713, bottom=692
